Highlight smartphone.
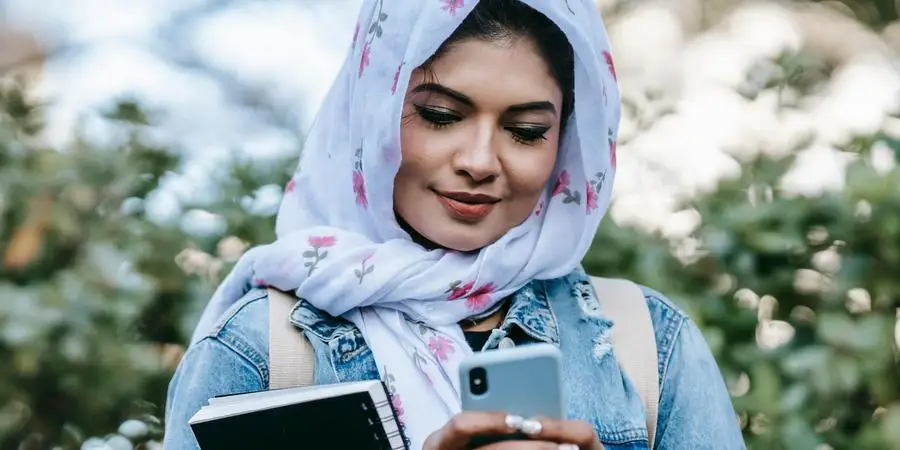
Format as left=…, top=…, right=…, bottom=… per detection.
left=458, top=343, right=565, bottom=419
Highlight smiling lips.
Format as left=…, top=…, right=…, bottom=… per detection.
left=434, top=190, right=500, bottom=222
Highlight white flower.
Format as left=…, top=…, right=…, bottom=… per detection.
left=118, top=419, right=150, bottom=440
left=780, top=144, right=854, bottom=196
left=680, top=32, right=754, bottom=90
left=809, top=54, right=900, bottom=145
left=609, top=5, right=684, bottom=95
left=725, top=3, right=804, bottom=61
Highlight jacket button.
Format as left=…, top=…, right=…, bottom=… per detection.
left=499, top=337, right=516, bottom=349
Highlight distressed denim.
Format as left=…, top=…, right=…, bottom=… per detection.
left=164, top=268, right=746, bottom=449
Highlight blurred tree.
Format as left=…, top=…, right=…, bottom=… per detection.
left=829, top=0, right=898, bottom=26
left=584, top=57, right=900, bottom=450
left=0, top=77, right=185, bottom=449
left=0, top=77, right=294, bottom=450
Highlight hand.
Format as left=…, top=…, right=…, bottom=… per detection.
left=423, top=411, right=604, bottom=450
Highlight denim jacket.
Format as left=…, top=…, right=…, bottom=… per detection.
left=164, top=269, right=745, bottom=449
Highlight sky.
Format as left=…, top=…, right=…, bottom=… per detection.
left=2, top=0, right=364, bottom=228
left=3, top=0, right=362, bottom=144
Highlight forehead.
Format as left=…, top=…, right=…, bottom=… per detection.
left=414, top=37, right=562, bottom=105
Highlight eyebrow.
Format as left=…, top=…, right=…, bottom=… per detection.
left=411, top=82, right=557, bottom=116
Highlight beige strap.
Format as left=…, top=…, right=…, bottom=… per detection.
left=267, top=288, right=316, bottom=390
left=590, top=276, right=660, bottom=447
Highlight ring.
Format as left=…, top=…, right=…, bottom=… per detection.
left=505, top=414, right=524, bottom=430
left=558, top=445, right=579, bottom=450
left=520, top=418, right=543, bottom=436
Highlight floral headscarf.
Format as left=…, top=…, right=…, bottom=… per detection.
left=192, top=0, right=620, bottom=447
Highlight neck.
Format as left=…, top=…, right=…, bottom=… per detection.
left=395, top=213, right=441, bottom=251
left=461, top=302, right=507, bottom=331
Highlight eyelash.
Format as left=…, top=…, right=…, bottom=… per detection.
left=414, top=105, right=549, bottom=145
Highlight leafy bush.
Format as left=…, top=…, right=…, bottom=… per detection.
left=0, top=74, right=301, bottom=448
left=585, top=108, right=900, bottom=450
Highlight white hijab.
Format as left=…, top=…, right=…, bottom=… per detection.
left=192, top=0, right=620, bottom=447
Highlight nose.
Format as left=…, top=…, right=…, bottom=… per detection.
left=452, top=121, right=501, bottom=183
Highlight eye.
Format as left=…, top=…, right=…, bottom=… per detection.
left=414, top=105, right=460, bottom=129
left=506, top=125, right=550, bottom=145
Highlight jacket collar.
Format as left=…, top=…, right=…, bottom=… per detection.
left=289, top=279, right=562, bottom=346
left=497, top=279, right=560, bottom=345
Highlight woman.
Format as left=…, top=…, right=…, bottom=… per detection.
left=164, top=0, right=745, bottom=449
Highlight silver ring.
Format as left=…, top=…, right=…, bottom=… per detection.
left=558, top=445, right=579, bottom=450
left=505, top=414, right=524, bottom=430
left=520, top=418, right=543, bottom=436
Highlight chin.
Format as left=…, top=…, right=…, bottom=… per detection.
left=425, top=227, right=501, bottom=253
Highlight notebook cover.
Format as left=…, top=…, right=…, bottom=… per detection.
left=191, top=390, right=401, bottom=449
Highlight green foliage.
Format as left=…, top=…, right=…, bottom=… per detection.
left=0, top=79, right=294, bottom=449
left=585, top=130, right=900, bottom=450
left=835, top=0, right=900, bottom=26
left=586, top=34, right=900, bottom=446
left=0, top=81, right=185, bottom=449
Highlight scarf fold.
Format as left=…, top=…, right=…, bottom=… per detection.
left=191, top=1, right=620, bottom=447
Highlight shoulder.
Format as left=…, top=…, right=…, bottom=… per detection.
left=164, top=289, right=274, bottom=449
left=543, top=270, right=702, bottom=381
left=194, top=288, right=272, bottom=383
left=545, top=268, right=690, bottom=332
left=633, top=284, right=695, bottom=381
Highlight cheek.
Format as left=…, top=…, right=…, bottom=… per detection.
left=398, top=106, right=433, bottom=164
left=507, top=146, right=559, bottom=198
left=394, top=118, right=431, bottom=204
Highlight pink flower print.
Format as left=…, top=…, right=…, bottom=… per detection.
left=308, top=235, right=336, bottom=248
left=586, top=170, right=608, bottom=215
left=252, top=277, right=267, bottom=287
left=448, top=280, right=498, bottom=310
left=382, top=368, right=411, bottom=448
left=352, top=170, right=368, bottom=208
left=553, top=170, right=582, bottom=205
left=390, top=393, right=404, bottom=417
left=551, top=170, right=570, bottom=197
left=304, top=235, right=336, bottom=276
left=609, top=129, right=617, bottom=169
left=391, top=62, right=405, bottom=95
left=465, top=283, right=496, bottom=311
left=359, top=43, right=371, bottom=78
left=428, top=336, right=455, bottom=362
left=441, top=0, right=464, bottom=15
left=603, top=51, right=617, bottom=81
left=446, top=280, right=475, bottom=301
left=284, top=179, right=296, bottom=194
left=586, top=181, right=599, bottom=213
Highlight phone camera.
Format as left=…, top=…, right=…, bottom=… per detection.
left=469, top=367, right=488, bottom=395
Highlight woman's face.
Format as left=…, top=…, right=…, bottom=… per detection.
left=394, top=36, right=563, bottom=252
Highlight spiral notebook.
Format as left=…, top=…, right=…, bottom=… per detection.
left=189, top=380, right=408, bottom=449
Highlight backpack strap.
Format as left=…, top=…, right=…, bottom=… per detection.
left=589, top=276, right=660, bottom=447
left=267, top=288, right=315, bottom=389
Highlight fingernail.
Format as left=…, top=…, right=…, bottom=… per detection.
left=520, top=418, right=543, bottom=436
left=505, top=414, right=524, bottom=429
